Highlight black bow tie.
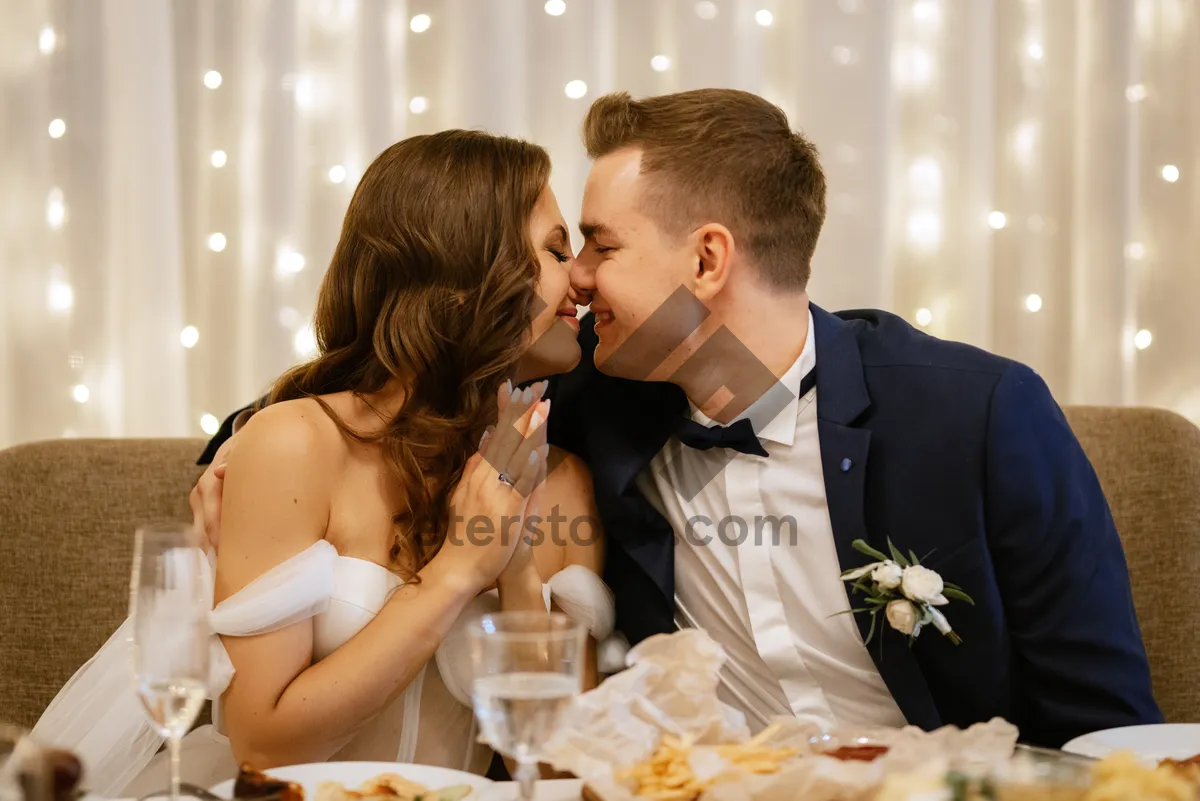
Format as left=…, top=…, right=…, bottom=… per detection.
left=675, top=416, right=769, bottom=457
left=674, top=368, right=817, bottom=458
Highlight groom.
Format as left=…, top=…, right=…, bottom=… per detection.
left=195, top=89, right=1161, bottom=748
left=543, top=89, right=1160, bottom=747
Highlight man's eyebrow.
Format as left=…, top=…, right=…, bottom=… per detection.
left=579, top=221, right=614, bottom=239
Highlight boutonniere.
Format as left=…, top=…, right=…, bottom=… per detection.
left=840, top=539, right=974, bottom=645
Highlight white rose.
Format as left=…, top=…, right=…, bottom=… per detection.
left=901, top=564, right=947, bottom=605
left=871, top=561, right=903, bottom=590
left=886, top=599, right=918, bottom=635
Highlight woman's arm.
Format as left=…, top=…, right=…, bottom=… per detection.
left=543, top=449, right=605, bottom=691
left=215, top=399, right=545, bottom=768
left=503, top=448, right=605, bottom=781
left=497, top=446, right=605, bottom=684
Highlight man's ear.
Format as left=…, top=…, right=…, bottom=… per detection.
left=691, top=223, right=734, bottom=302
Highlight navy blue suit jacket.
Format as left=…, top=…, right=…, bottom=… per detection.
left=545, top=304, right=1161, bottom=748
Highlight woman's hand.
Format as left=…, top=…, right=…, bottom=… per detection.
left=434, top=380, right=550, bottom=594
left=191, top=433, right=236, bottom=550
left=494, top=384, right=549, bottom=589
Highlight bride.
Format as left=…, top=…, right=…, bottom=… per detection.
left=32, top=130, right=611, bottom=796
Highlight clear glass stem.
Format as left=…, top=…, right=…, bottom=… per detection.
left=515, top=759, right=538, bottom=801
left=168, top=734, right=182, bottom=801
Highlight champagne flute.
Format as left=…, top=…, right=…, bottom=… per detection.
left=128, top=524, right=210, bottom=801
left=468, top=612, right=585, bottom=801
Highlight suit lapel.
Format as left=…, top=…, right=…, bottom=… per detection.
left=812, top=306, right=941, bottom=731
left=591, top=377, right=685, bottom=602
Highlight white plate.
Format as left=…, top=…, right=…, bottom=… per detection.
left=210, top=762, right=493, bottom=800
left=1062, top=724, right=1200, bottom=761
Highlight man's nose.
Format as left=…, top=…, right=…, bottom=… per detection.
left=569, top=256, right=596, bottom=305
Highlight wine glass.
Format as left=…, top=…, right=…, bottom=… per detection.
left=468, top=612, right=585, bottom=801
left=128, top=524, right=210, bottom=801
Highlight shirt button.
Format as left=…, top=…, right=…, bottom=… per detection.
left=840, top=457, right=853, bottom=472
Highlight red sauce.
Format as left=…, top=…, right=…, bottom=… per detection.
left=823, top=744, right=889, bottom=762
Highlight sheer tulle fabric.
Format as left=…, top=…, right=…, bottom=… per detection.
left=31, top=541, right=617, bottom=796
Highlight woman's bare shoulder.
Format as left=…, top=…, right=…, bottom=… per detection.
left=235, top=398, right=347, bottom=463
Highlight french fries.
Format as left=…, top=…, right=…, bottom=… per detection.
left=617, top=724, right=798, bottom=800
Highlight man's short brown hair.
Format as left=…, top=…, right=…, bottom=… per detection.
left=582, top=88, right=826, bottom=290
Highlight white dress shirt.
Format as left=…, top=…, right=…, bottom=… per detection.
left=635, top=310, right=906, bottom=732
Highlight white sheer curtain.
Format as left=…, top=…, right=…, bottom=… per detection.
left=1, top=0, right=1197, bottom=448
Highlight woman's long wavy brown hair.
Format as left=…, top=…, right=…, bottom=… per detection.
left=265, top=130, right=550, bottom=580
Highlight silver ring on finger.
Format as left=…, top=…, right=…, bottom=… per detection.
left=497, top=471, right=515, bottom=487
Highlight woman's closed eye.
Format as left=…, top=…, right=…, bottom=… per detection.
left=547, top=247, right=572, bottom=264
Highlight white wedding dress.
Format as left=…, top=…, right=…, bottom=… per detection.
left=31, top=541, right=616, bottom=797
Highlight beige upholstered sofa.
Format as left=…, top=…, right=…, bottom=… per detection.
left=2, top=407, right=1199, bottom=730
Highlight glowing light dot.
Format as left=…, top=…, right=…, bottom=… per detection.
left=1162, top=165, right=1180, bottom=183
left=409, top=96, right=428, bottom=114
left=328, top=165, right=347, bottom=184
left=755, top=9, right=774, bottom=26
left=565, top=80, right=588, bottom=99
left=293, top=75, right=315, bottom=109
left=1025, top=294, right=1043, bottom=313
left=1126, top=242, right=1146, bottom=260
left=544, top=0, right=566, bottom=15
left=1134, top=329, right=1153, bottom=350
left=48, top=119, right=66, bottom=139
left=203, top=70, right=223, bottom=89
left=200, top=414, right=220, bottom=436
left=72, top=384, right=90, bottom=404
left=1026, top=42, right=1044, bottom=61
left=832, top=46, right=856, bottom=65
left=277, top=248, right=306, bottom=276
left=47, top=188, right=66, bottom=230
left=210, top=150, right=227, bottom=168
left=410, top=14, right=431, bottom=33
left=694, top=1, right=719, bottom=20
left=1013, top=121, right=1037, bottom=162
left=912, top=0, right=939, bottom=24
left=893, top=47, right=934, bottom=87
left=906, top=211, right=942, bottom=249
left=180, top=326, right=200, bottom=348
left=207, top=233, right=227, bottom=252
left=916, top=308, right=933, bottom=327
left=988, top=211, right=1008, bottom=230
left=39, top=27, right=57, bottom=55
left=908, top=157, right=942, bottom=198
left=651, top=55, right=671, bottom=72
left=294, top=325, right=318, bottom=358
left=47, top=271, right=74, bottom=312
left=1126, top=84, right=1147, bottom=102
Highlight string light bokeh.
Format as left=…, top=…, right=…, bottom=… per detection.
left=1, top=0, right=1198, bottom=448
